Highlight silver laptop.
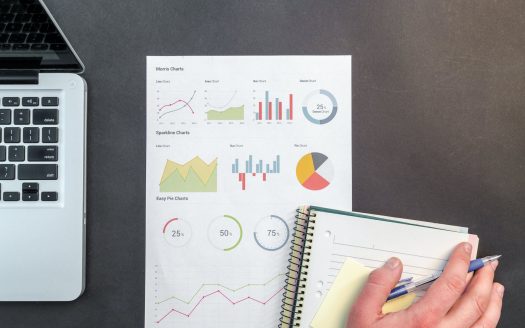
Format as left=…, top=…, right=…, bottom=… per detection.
left=0, top=0, right=86, bottom=301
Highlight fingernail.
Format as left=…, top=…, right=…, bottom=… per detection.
left=496, top=284, right=504, bottom=298
left=490, top=260, right=499, bottom=270
left=386, top=257, right=400, bottom=270
left=463, top=242, right=472, bottom=254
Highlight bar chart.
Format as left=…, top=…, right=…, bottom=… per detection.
left=231, top=155, right=281, bottom=190
left=254, top=91, right=294, bottom=121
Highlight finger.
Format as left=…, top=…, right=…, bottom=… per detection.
left=348, top=257, right=403, bottom=324
left=441, top=260, right=498, bottom=327
left=408, top=243, right=472, bottom=325
left=470, top=283, right=504, bottom=328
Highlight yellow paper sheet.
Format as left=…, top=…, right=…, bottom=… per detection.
left=311, top=259, right=416, bottom=328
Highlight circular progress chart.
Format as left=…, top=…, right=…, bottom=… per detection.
left=301, top=89, right=338, bottom=124
left=296, top=152, right=334, bottom=190
left=253, top=215, right=290, bottom=251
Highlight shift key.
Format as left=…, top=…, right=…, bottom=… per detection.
left=18, top=164, right=58, bottom=180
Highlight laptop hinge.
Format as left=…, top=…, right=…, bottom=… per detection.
left=0, top=57, right=41, bottom=84
left=0, top=70, right=39, bottom=84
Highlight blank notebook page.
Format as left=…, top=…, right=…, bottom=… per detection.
left=300, top=210, right=470, bottom=327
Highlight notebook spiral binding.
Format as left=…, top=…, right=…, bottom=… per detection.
left=279, top=206, right=317, bottom=327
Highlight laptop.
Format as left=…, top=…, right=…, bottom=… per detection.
left=0, top=0, right=86, bottom=301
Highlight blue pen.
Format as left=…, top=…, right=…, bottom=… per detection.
left=387, top=255, right=501, bottom=301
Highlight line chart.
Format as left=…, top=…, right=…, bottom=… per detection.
left=205, top=90, right=237, bottom=109
left=157, top=90, right=197, bottom=119
left=156, top=286, right=284, bottom=322
left=156, top=273, right=285, bottom=305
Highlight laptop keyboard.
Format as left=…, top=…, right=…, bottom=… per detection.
left=0, top=95, right=59, bottom=202
left=0, top=0, right=67, bottom=52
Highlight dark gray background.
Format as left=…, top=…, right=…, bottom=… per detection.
left=2, top=0, right=524, bottom=327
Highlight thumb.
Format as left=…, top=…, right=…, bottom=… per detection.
left=350, top=258, right=403, bottom=322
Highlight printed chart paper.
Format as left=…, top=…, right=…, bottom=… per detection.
left=145, top=56, right=352, bottom=327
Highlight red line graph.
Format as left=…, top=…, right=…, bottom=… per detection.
left=158, top=99, right=195, bottom=115
left=156, top=286, right=284, bottom=323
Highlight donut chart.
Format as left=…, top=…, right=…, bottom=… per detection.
left=302, top=89, right=338, bottom=124
left=296, top=152, right=334, bottom=190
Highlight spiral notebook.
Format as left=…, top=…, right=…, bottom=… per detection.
left=279, top=205, right=476, bottom=328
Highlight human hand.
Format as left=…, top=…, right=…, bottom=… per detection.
left=347, top=243, right=503, bottom=328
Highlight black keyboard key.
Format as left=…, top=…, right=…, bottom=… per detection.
left=8, top=32, right=26, bottom=43
left=0, top=146, right=5, bottom=161
left=31, top=13, right=47, bottom=23
left=50, top=43, right=67, bottom=51
left=5, top=22, right=22, bottom=32
left=39, top=22, right=56, bottom=33
left=13, top=43, right=30, bottom=50
left=22, top=97, right=38, bottom=106
left=0, top=44, right=11, bottom=50
left=27, top=4, right=43, bottom=14
left=4, top=127, right=20, bottom=143
left=30, top=43, right=47, bottom=50
left=22, top=182, right=39, bottom=201
left=44, top=33, right=63, bottom=43
left=14, top=108, right=30, bottom=124
left=0, top=14, right=14, bottom=23
left=41, top=191, right=57, bottom=201
left=3, top=191, right=20, bottom=201
left=22, top=22, right=39, bottom=32
left=33, top=108, right=58, bottom=124
left=2, top=97, right=20, bottom=106
left=18, top=164, right=57, bottom=180
left=42, top=127, right=57, bottom=143
left=41, top=97, right=58, bottom=106
left=0, top=109, right=11, bottom=124
left=22, top=192, right=38, bottom=201
left=28, top=146, right=57, bottom=161
left=8, top=145, right=24, bottom=161
left=0, top=164, right=15, bottom=180
left=10, top=5, right=28, bottom=13
left=0, top=33, right=8, bottom=42
left=23, top=127, right=39, bottom=143
left=22, top=182, right=39, bottom=193
left=14, top=13, right=31, bottom=22
left=26, top=32, right=43, bottom=43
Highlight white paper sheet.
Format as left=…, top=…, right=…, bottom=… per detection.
left=145, top=56, right=353, bottom=327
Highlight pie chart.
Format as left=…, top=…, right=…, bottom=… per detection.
left=296, top=152, right=334, bottom=190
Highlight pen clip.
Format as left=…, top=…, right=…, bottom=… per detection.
left=395, top=277, right=413, bottom=287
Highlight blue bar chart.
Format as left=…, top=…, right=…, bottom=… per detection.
left=231, top=155, right=281, bottom=190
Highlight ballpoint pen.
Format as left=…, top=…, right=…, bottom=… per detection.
left=387, top=255, right=501, bottom=301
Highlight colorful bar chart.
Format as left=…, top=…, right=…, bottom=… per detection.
left=231, top=155, right=281, bottom=190
left=255, top=91, right=294, bottom=121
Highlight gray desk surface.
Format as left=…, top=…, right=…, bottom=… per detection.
left=2, top=0, right=524, bottom=327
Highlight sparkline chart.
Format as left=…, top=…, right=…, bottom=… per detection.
left=231, top=155, right=281, bottom=191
